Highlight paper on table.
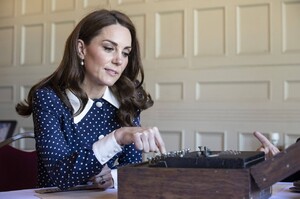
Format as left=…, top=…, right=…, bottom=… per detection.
left=35, top=184, right=100, bottom=194
left=35, top=188, right=117, bottom=199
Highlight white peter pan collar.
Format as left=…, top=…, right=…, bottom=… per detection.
left=66, top=87, right=120, bottom=124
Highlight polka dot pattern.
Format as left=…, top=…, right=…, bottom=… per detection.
left=32, top=87, right=142, bottom=190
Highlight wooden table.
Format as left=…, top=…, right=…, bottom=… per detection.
left=0, top=182, right=297, bottom=199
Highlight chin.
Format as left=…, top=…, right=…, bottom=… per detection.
left=102, top=77, right=119, bottom=87
left=106, top=80, right=117, bottom=87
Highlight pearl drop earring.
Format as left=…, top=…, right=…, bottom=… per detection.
left=80, top=59, right=84, bottom=66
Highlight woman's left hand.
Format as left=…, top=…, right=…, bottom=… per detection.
left=89, top=164, right=114, bottom=189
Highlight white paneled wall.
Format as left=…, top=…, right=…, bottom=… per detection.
left=0, top=0, right=300, bottom=153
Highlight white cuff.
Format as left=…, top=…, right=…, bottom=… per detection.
left=111, top=169, right=118, bottom=189
left=93, top=131, right=122, bottom=165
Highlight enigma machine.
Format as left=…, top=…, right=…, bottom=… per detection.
left=118, top=142, right=300, bottom=199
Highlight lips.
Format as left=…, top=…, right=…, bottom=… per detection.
left=105, top=68, right=118, bottom=76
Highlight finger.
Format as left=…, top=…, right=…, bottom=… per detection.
left=253, top=131, right=272, bottom=147
left=148, top=129, right=159, bottom=152
left=153, top=127, right=167, bottom=154
left=133, top=132, right=143, bottom=151
left=95, top=172, right=112, bottom=184
left=266, top=148, right=278, bottom=159
left=269, top=146, right=280, bottom=156
left=140, top=132, right=150, bottom=152
left=102, top=173, right=112, bottom=182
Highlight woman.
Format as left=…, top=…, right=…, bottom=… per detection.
left=16, top=9, right=166, bottom=190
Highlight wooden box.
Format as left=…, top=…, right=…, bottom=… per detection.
left=118, top=142, right=300, bottom=199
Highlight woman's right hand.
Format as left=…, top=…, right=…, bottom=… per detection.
left=114, top=126, right=166, bottom=154
left=89, top=164, right=113, bottom=189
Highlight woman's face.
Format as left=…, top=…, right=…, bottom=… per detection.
left=78, top=24, right=132, bottom=90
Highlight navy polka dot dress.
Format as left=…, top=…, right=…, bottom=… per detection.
left=32, top=86, right=142, bottom=190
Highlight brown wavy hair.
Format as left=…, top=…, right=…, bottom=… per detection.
left=16, top=9, right=153, bottom=126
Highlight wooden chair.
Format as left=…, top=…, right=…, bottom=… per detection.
left=0, top=132, right=38, bottom=191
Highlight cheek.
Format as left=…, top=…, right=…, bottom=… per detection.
left=121, top=61, right=129, bottom=72
left=96, top=52, right=110, bottom=64
left=86, top=49, right=109, bottom=64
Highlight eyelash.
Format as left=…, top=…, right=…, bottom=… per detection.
left=103, top=46, right=130, bottom=57
left=104, top=46, right=114, bottom=52
left=123, top=52, right=130, bottom=57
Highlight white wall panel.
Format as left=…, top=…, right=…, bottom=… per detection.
left=20, top=24, right=44, bottom=65
left=237, top=3, right=270, bottom=54
left=195, top=131, right=226, bottom=151
left=160, top=130, right=184, bottom=151
left=0, top=85, right=14, bottom=103
left=50, top=21, right=75, bottom=64
left=194, top=7, right=225, bottom=56
left=155, top=82, right=183, bottom=101
left=284, top=133, right=300, bottom=149
left=21, top=0, right=43, bottom=15
left=51, top=0, right=76, bottom=12
left=284, top=80, right=300, bottom=102
left=130, top=14, right=146, bottom=58
left=0, top=0, right=14, bottom=18
left=83, top=0, right=109, bottom=8
left=0, top=26, right=14, bottom=66
left=282, top=1, right=300, bottom=53
left=119, top=0, right=146, bottom=5
left=238, top=132, right=264, bottom=151
left=155, top=11, right=185, bottom=58
left=20, top=85, right=32, bottom=101
left=196, top=81, right=270, bottom=102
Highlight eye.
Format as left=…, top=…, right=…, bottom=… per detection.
left=122, top=51, right=130, bottom=57
left=103, top=46, right=114, bottom=52
left=122, top=49, right=131, bottom=57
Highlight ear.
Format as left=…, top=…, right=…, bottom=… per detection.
left=77, top=39, right=85, bottom=59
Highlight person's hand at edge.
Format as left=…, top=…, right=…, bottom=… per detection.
left=253, top=131, right=280, bottom=158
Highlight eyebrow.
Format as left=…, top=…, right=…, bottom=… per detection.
left=103, top=39, right=132, bottom=50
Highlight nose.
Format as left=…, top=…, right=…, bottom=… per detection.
left=112, top=52, right=123, bottom=66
